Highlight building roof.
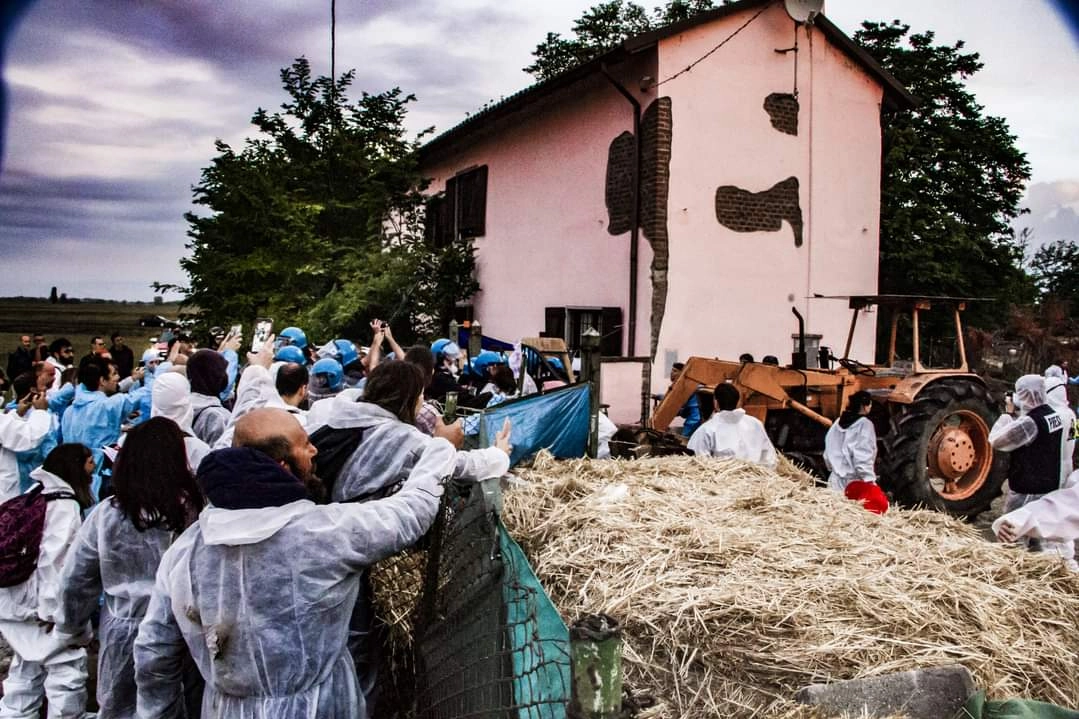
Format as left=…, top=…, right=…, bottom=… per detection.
left=419, top=0, right=916, bottom=165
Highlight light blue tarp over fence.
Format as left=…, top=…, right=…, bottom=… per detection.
left=478, top=383, right=590, bottom=467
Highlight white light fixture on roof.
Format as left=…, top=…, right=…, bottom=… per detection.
left=783, top=0, right=823, bottom=24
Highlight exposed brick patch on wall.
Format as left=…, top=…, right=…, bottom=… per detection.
left=763, top=93, right=799, bottom=136
left=605, top=131, right=636, bottom=236
left=715, top=176, right=803, bottom=247
left=640, top=97, right=672, bottom=358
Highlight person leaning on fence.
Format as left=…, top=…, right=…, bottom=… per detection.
left=133, top=407, right=457, bottom=719
left=58, top=418, right=206, bottom=718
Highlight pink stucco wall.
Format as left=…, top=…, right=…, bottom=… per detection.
left=422, top=52, right=657, bottom=354
left=420, top=5, right=890, bottom=413
left=654, top=4, right=882, bottom=388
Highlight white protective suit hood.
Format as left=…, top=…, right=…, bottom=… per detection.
left=1014, top=374, right=1048, bottom=414
left=199, top=500, right=316, bottom=546
left=1044, top=364, right=1064, bottom=379
left=151, top=370, right=193, bottom=433
left=1045, top=377, right=1070, bottom=412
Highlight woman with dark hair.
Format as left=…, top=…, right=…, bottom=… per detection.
left=57, top=417, right=204, bottom=718
left=0, top=444, right=93, bottom=716
left=327, top=361, right=512, bottom=504
left=823, top=390, right=878, bottom=493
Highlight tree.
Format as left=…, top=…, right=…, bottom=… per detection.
left=1029, top=239, right=1079, bottom=315
left=526, top=0, right=720, bottom=80
left=854, top=22, right=1035, bottom=330
left=160, top=58, right=477, bottom=342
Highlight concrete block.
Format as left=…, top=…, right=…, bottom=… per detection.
left=795, top=665, right=976, bottom=719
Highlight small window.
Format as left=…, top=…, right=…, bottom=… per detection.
left=544, top=306, right=623, bottom=356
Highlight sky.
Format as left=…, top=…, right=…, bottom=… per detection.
left=0, top=0, right=1077, bottom=301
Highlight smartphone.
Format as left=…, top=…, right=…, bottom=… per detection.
left=251, top=318, right=273, bottom=352
left=229, top=323, right=243, bottom=340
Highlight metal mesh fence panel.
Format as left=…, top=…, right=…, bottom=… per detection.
left=370, top=479, right=571, bottom=719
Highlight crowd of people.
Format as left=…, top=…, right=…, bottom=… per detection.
left=0, top=318, right=1077, bottom=717
left=0, top=320, right=529, bottom=718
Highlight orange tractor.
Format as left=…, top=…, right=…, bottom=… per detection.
left=651, top=295, right=1006, bottom=517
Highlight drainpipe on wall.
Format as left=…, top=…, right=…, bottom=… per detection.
left=601, top=63, right=640, bottom=357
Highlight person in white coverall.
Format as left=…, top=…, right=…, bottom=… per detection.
left=823, top=391, right=877, bottom=492
left=994, top=469, right=1079, bottom=571
left=990, top=374, right=1073, bottom=564
left=1043, top=367, right=1076, bottom=481
left=0, top=392, right=51, bottom=502
left=133, top=407, right=456, bottom=719
left=687, top=383, right=777, bottom=468
left=0, top=444, right=95, bottom=719
left=150, top=372, right=211, bottom=472
left=58, top=418, right=205, bottom=718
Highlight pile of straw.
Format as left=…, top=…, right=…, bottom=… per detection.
left=501, top=453, right=1079, bottom=718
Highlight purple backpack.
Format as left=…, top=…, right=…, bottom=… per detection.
left=0, top=482, right=76, bottom=588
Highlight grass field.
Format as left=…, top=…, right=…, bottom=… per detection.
left=0, top=298, right=185, bottom=374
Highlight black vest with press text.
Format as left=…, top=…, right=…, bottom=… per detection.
left=1009, top=404, right=1065, bottom=495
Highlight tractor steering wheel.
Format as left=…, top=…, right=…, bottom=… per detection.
left=839, top=357, right=876, bottom=376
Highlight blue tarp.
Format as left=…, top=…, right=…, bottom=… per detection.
left=457, top=329, right=516, bottom=352
left=478, top=383, right=590, bottom=467
left=500, top=525, right=571, bottom=719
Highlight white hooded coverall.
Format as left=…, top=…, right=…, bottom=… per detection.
left=686, top=409, right=778, bottom=469
left=823, top=416, right=877, bottom=492
left=0, top=468, right=89, bottom=718
left=133, top=440, right=456, bottom=719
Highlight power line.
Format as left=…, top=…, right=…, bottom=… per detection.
left=654, top=3, right=771, bottom=88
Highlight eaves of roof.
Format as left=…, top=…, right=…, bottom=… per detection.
left=419, top=0, right=916, bottom=166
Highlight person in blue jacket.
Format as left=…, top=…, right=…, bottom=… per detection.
left=60, top=358, right=147, bottom=498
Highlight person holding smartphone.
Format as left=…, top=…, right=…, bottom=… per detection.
left=0, top=386, right=51, bottom=501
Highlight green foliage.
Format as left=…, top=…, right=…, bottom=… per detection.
left=525, top=0, right=721, bottom=80
left=854, top=22, right=1035, bottom=329
left=161, top=58, right=477, bottom=344
left=1029, top=239, right=1079, bottom=315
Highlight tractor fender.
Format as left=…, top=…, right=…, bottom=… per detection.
left=886, top=373, right=989, bottom=405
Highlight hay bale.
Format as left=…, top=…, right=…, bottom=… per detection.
left=500, top=453, right=1079, bottom=718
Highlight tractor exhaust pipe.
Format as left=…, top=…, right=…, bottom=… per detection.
left=791, top=307, right=807, bottom=370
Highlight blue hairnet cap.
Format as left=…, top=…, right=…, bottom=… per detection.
left=278, top=326, right=307, bottom=350
left=311, top=358, right=345, bottom=391
left=274, top=345, right=305, bottom=364
left=333, top=339, right=359, bottom=368
left=473, top=350, right=505, bottom=373
left=141, top=348, right=162, bottom=364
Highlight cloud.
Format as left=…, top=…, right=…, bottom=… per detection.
left=1016, top=180, right=1079, bottom=251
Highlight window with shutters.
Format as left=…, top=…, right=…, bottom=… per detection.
left=543, top=306, right=623, bottom=356
left=424, top=166, right=487, bottom=248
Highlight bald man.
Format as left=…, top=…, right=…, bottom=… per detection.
left=134, top=408, right=455, bottom=718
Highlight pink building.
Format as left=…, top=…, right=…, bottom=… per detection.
left=418, top=0, right=914, bottom=406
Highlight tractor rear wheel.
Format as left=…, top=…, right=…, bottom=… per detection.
left=880, top=379, right=1007, bottom=518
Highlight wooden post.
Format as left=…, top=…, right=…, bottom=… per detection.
left=580, top=326, right=601, bottom=458
left=448, top=320, right=459, bottom=348
left=469, top=321, right=483, bottom=363
left=570, top=614, right=623, bottom=719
